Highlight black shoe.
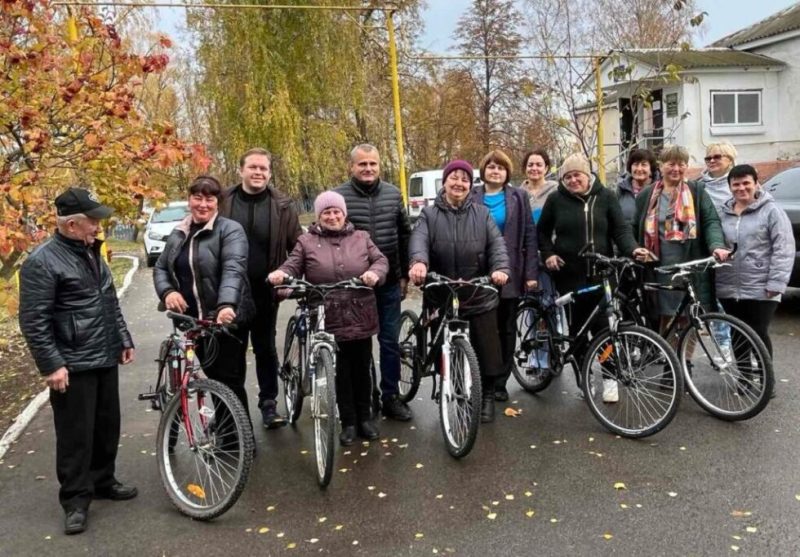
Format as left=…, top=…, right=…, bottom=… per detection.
left=64, top=509, right=87, bottom=535
left=260, top=400, right=286, bottom=429
left=481, top=397, right=495, bottom=423
left=94, top=482, right=138, bottom=501
left=339, top=426, right=356, bottom=446
left=357, top=420, right=380, bottom=441
left=494, top=387, right=509, bottom=402
left=381, top=395, right=412, bottom=421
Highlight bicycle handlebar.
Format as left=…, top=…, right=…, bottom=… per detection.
left=165, top=311, right=238, bottom=332
left=422, top=272, right=497, bottom=292
left=279, top=276, right=371, bottom=294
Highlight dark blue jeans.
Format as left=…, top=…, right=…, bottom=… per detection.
left=375, top=281, right=402, bottom=399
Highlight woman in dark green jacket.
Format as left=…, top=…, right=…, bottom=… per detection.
left=538, top=154, right=648, bottom=401
left=633, top=145, right=729, bottom=337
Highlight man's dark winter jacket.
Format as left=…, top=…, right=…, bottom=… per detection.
left=19, top=233, right=134, bottom=375
left=472, top=184, right=539, bottom=298
left=537, top=178, right=638, bottom=293
left=218, top=184, right=302, bottom=292
left=409, top=191, right=511, bottom=317
left=335, top=178, right=411, bottom=284
left=154, top=213, right=255, bottom=323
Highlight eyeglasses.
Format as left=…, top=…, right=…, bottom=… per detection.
left=704, top=154, right=724, bottom=163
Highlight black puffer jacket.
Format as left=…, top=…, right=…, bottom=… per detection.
left=409, top=191, right=511, bottom=316
left=335, top=178, right=411, bottom=284
left=19, top=233, right=134, bottom=375
left=153, top=213, right=255, bottom=323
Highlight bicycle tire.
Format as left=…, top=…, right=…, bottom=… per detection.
left=282, top=316, right=305, bottom=423
left=439, top=337, right=482, bottom=458
left=157, top=378, right=254, bottom=520
left=511, top=304, right=556, bottom=393
left=313, top=346, right=336, bottom=488
left=582, top=325, right=683, bottom=438
left=398, top=309, right=422, bottom=403
left=679, top=312, right=773, bottom=421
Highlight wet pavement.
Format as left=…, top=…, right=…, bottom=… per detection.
left=1, top=268, right=799, bottom=555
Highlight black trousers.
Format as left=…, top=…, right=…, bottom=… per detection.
left=198, top=329, right=250, bottom=416
left=430, top=307, right=503, bottom=394
left=494, top=297, right=520, bottom=391
left=239, top=291, right=280, bottom=406
left=336, top=338, right=374, bottom=426
left=719, top=298, right=779, bottom=357
left=50, top=365, right=120, bottom=512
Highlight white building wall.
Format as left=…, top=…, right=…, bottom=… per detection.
left=750, top=39, right=800, bottom=160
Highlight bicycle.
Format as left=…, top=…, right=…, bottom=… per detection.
left=279, top=277, right=372, bottom=488
left=138, top=312, right=254, bottom=520
left=640, top=255, right=774, bottom=421
left=396, top=273, right=497, bottom=458
left=512, top=251, right=683, bottom=438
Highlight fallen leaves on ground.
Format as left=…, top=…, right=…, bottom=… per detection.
left=613, top=482, right=626, bottom=490
left=503, top=407, right=522, bottom=417
left=603, top=532, right=613, bottom=540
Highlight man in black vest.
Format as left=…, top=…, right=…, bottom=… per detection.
left=19, top=187, right=137, bottom=535
left=219, top=148, right=302, bottom=428
left=335, top=144, right=413, bottom=420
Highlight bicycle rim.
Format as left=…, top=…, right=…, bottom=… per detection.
left=282, top=317, right=304, bottom=423
left=680, top=313, right=773, bottom=421
left=439, top=338, right=481, bottom=458
left=313, top=347, right=336, bottom=488
left=398, top=310, right=422, bottom=403
left=157, top=379, right=254, bottom=520
left=511, top=305, right=555, bottom=393
left=582, top=326, right=682, bottom=438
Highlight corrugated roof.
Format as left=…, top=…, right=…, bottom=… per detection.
left=711, top=3, right=800, bottom=47
left=620, top=49, right=784, bottom=70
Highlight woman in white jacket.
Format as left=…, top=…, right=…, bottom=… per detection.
left=716, top=164, right=795, bottom=358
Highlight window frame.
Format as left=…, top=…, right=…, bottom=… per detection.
left=710, top=89, right=762, bottom=127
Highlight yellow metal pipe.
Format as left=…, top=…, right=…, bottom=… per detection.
left=386, top=11, right=408, bottom=207
left=594, top=56, right=606, bottom=185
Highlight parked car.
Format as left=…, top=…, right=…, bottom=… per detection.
left=406, top=169, right=484, bottom=221
left=761, top=167, right=800, bottom=287
left=143, top=201, right=189, bottom=267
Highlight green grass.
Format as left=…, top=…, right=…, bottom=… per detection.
left=106, top=237, right=143, bottom=254
left=109, top=257, right=134, bottom=289
left=299, top=212, right=314, bottom=227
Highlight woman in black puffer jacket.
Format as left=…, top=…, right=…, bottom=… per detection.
left=153, top=175, right=254, bottom=414
left=408, top=160, right=511, bottom=423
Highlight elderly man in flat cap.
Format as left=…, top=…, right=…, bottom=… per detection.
left=19, top=186, right=136, bottom=535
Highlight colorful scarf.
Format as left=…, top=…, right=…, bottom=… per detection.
left=643, top=180, right=697, bottom=258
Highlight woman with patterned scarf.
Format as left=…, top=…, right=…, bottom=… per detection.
left=633, top=145, right=730, bottom=339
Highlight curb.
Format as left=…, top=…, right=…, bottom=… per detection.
left=0, top=254, right=140, bottom=460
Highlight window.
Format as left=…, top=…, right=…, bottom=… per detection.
left=409, top=177, right=423, bottom=197
left=711, top=90, right=761, bottom=126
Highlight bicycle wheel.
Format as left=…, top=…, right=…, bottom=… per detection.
left=511, top=304, right=555, bottom=393
left=313, top=346, right=336, bottom=488
left=582, top=325, right=683, bottom=438
left=157, top=379, right=254, bottom=520
left=439, top=337, right=481, bottom=458
left=281, top=316, right=305, bottom=423
left=679, top=312, right=773, bottom=421
left=398, top=309, right=422, bottom=403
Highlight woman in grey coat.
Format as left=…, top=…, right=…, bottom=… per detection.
left=716, top=165, right=795, bottom=357
left=408, top=160, right=511, bottom=423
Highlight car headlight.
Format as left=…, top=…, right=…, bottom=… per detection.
left=147, top=230, right=163, bottom=240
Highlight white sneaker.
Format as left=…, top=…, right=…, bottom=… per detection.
left=602, top=379, right=619, bottom=403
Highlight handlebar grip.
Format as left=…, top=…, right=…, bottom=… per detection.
left=554, top=292, right=573, bottom=307
left=166, top=311, right=195, bottom=324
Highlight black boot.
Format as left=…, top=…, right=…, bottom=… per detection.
left=481, top=395, right=495, bottom=423
left=339, top=425, right=356, bottom=446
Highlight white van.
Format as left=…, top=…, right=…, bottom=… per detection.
left=407, top=170, right=442, bottom=220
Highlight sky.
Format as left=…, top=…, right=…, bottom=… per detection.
left=417, top=0, right=799, bottom=51
left=155, top=0, right=798, bottom=52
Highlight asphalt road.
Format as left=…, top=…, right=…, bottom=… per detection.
left=1, top=267, right=799, bottom=556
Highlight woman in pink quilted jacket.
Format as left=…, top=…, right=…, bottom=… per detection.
left=268, top=191, right=388, bottom=446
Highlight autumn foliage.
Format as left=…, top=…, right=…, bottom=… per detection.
left=0, top=1, right=210, bottom=297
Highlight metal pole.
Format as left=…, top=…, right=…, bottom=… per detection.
left=594, top=56, right=606, bottom=185
left=386, top=11, right=408, bottom=206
